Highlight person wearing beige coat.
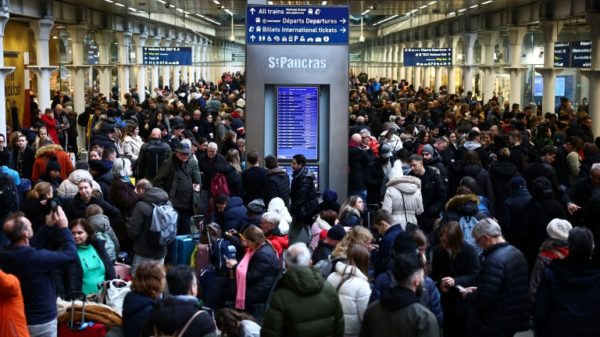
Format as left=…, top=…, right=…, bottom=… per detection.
left=382, top=173, right=424, bottom=231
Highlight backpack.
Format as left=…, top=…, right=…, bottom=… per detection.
left=147, top=201, right=179, bottom=247
left=145, top=141, right=170, bottom=179
left=0, top=172, right=18, bottom=218
left=97, top=231, right=117, bottom=262
left=459, top=215, right=479, bottom=248
left=210, top=173, right=230, bottom=197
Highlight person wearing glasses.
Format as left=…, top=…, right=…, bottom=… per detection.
left=459, top=218, right=530, bottom=337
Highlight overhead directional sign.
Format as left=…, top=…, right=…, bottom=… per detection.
left=403, top=48, right=452, bottom=66
left=554, top=42, right=570, bottom=68
left=246, top=5, right=349, bottom=45
left=142, top=47, right=192, bottom=65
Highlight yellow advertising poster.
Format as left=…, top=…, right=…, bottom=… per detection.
left=4, top=21, right=28, bottom=128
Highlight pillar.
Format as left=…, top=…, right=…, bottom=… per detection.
left=505, top=26, right=528, bottom=107
left=537, top=21, right=563, bottom=114
left=462, top=32, right=477, bottom=94
left=148, top=36, right=160, bottom=94
left=0, top=9, right=14, bottom=136
left=116, top=32, right=132, bottom=103
left=433, top=39, right=444, bottom=92
left=414, top=42, right=423, bottom=88
left=446, top=35, right=460, bottom=94
left=95, top=30, right=112, bottom=98
left=172, top=41, right=181, bottom=91
left=29, top=18, right=57, bottom=112
left=132, top=33, right=147, bottom=103
left=161, top=38, right=172, bottom=90
left=67, top=25, right=87, bottom=149
left=479, top=31, right=499, bottom=102
left=584, top=13, right=600, bottom=137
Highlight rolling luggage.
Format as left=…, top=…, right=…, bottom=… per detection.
left=174, top=235, right=197, bottom=265
left=58, top=292, right=108, bottom=337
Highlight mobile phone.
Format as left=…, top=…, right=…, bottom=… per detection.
left=454, top=285, right=466, bottom=292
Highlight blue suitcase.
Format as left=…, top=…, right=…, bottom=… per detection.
left=174, top=235, right=196, bottom=265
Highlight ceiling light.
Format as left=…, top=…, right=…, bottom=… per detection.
left=104, top=0, right=113, bottom=3
left=361, top=9, right=371, bottom=15
left=373, top=14, right=398, bottom=26
left=428, top=1, right=437, bottom=5
left=321, top=1, right=328, bottom=5
left=481, top=0, right=493, bottom=4
left=176, top=8, right=184, bottom=13
left=52, top=35, right=58, bottom=39
left=128, top=7, right=137, bottom=11
left=114, top=2, right=125, bottom=7
left=212, top=0, right=220, bottom=4
left=457, top=8, right=467, bottom=12
left=420, top=5, right=427, bottom=9
left=470, top=4, right=478, bottom=9
left=195, top=13, right=222, bottom=25
left=359, top=35, right=365, bottom=43
left=157, top=0, right=166, bottom=3
left=224, top=8, right=233, bottom=16
left=448, top=11, right=456, bottom=16
left=267, top=1, right=273, bottom=4
left=169, top=4, right=175, bottom=8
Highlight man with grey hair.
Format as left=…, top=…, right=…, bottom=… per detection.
left=137, top=127, right=172, bottom=181
left=459, top=218, right=530, bottom=337
left=198, top=141, right=226, bottom=214
left=262, top=242, right=344, bottom=337
left=259, top=212, right=289, bottom=257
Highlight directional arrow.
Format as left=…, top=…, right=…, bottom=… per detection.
left=250, top=8, right=256, bottom=15
left=340, top=18, right=347, bottom=24
left=250, top=35, right=256, bottom=41
left=341, top=27, right=347, bottom=33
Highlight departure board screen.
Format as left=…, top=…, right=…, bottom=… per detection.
left=276, top=86, right=319, bottom=160
left=142, top=47, right=192, bottom=65
left=403, top=48, right=452, bottom=66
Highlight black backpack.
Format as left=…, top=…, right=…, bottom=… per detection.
left=0, top=173, right=19, bottom=219
left=145, top=142, right=170, bottom=180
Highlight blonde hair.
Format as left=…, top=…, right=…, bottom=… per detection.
left=331, top=226, right=373, bottom=258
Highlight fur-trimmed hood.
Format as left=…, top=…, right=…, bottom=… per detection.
left=386, top=175, right=422, bottom=194
left=445, top=193, right=479, bottom=212
left=35, top=144, right=65, bottom=158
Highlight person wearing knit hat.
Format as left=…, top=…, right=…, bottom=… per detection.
left=37, top=157, right=62, bottom=190
left=421, top=144, right=435, bottom=156
left=546, top=218, right=572, bottom=241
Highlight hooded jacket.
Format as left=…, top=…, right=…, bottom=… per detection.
left=262, top=266, right=344, bottom=337
left=64, top=194, right=121, bottom=227
left=122, top=291, right=156, bottom=337
left=382, top=175, right=423, bottom=230
left=265, top=167, right=291, bottom=208
left=87, top=214, right=120, bottom=261
left=442, top=194, right=488, bottom=248
left=360, top=287, right=439, bottom=337
left=534, top=258, right=600, bottom=337
left=57, top=169, right=103, bottom=200
left=141, top=296, right=216, bottom=337
left=127, top=187, right=170, bottom=258
left=31, top=144, right=74, bottom=182
left=214, top=196, right=247, bottom=232
left=488, top=160, right=520, bottom=221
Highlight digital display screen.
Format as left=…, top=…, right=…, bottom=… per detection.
left=282, top=165, right=319, bottom=190
left=142, top=47, right=192, bottom=65
left=87, top=44, right=99, bottom=65
left=403, top=48, right=452, bottom=66
left=276, top=86, right=319, bottom=160
left=571, top=41, right=592, bottom=68
left=554, top=42, right=570, bottom=67
left=534, top=76, right=567, bottom=97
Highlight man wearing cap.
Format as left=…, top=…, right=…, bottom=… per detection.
left=365, top=143, right=394, bottom=205
left=422, top=143, right=448, bottom=187
left=312, top=225, right=346, bottom=265
left=168, top=123, right=185, bottom=151
left=153, top=141, right=201, bottom=235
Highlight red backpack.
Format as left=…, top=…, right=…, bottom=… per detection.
left=210, top=173, right=230, bottom=197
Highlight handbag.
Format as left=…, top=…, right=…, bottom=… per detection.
left=97, top=279, right=131, bottom=315
left=400, top=191, right=419, bottom=232
left=152, top=310, right=205, bottom=337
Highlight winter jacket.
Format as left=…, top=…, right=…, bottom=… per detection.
left=63, top=238, right=115, bottom=299
left=31, top=144, right=74, bottom=182
left=41, top=114, right=59, bottom=144
left=348, top=146, right=371, bottom=192
left=488, top=161, right=520, bottom=223
left=214, top=196, right=248, bottom=232
left=441, top=194, right=489, bottom=249
left=0, top=227, right=78, bottom=325
left=137, top=137, right=172, bottom=181
left=412, top=166, right=447, bottom=231
left=87, top=214, right=120, bottom=261
left=123, top=291, right=156, bottom=337
left=262, top=266, right=344, bottom=337
left=364, top=158, right=388, bottom=205
left=326, top=262, right=371, bottom=337
left=265, top=168, right=291, bottom=208
left=64, top=194, right=121, bottom=227
left=242, top=166, right=269, bottom=204
left=360, top=287, right=439, bottom=337
left=312, top=241, right=336, bottom=265
left=382, top=175, right=424, bottom=230
left=533, top=258, right=600, bottom=337
left=57, top=169, right=103, bottom=201
left=239, top=243, right=281, bottom=308
left=0, top=270, right=29, bottom=337
left=12, top=146, right=35, bottom=180
left=216, top=163, right=244, bottom=198
left=459, top=164, right=495, bottom=205
left=122, top=135, right=143, bottom=163
left=127, top=187, right=170, bottom=259
left=371, top=225, right=403, bottom=277
left=529, top=240, right=568, bottom=301
left=96, top=172, right=114, bottom=201
left=142, top=295, right=217, bottom=337
left=465, top=242, right=530, bottom=337
left=109, top=178, right=138, bottom=218
left=265, top=228, right=289, bottom=258
left=502, top=188, right=532, bottom=245
left=198, top=153, right=227, bottom=191
left=290, top=166, right=319, bottom=224
left=153, top=154, right=201, bottom=210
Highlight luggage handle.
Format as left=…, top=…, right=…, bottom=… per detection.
left=68, top=291, right=95, bottom=331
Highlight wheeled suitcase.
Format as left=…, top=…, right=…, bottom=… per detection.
left=58, top=292, right=107, bottom=337
left=174, top=235, right=196, bottom=265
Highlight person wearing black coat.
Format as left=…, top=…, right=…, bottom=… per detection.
left=462, top=219, right=530, bottom=337
left=64, top=186, right=121, bottom=228
left=409, top=156, right=447, bottom=233
left=214, top=195, right=248, bottom=232
left=348, top=136, right=372, bottom=199
left=290, top=155, right=318, bottom=224
left=534, top=227, right=600, bottom=337
left=242, top=151, right=269, bottom=204
left=215, top=162, right=244, bottom=198
left=502, top=177, right=532, bottom=248
left=12, top=134, right=35, bottom=180
left=364, top=149, right=392, bottom=206
left=264, top=155, right=290, bottom=208
left=488, top=151, right=520, bottom=224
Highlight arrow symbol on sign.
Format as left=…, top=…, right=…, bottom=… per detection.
left=340, top=18, right=347, bottom=24
left=250, top=8, right=256, bottom=14
left=341, top=27, right=347, bottom=33
left=250, top=35, right=256, bottom=41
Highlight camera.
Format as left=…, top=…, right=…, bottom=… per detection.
left=50, top=198, right=60, bottom=211
left=165, top=1, right=170, bottom=9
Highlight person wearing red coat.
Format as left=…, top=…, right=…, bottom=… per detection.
left=260, top=212, right=289, bottom=257
left=40, top=109, right=59, bottom=145
left=31, top=141, right=74, bottom=182
left=0, top=269, right=29, bottom=337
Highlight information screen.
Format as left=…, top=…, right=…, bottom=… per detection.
left=276, top=86, right=319, bottom=160
left=142, top=47, right=192, bottom=65
left=534, top=76, right=568, bottom=97
left=571, top=41, right=592, bottom=68
left=403, top=48, right=452, bottom=66
left=87, top=44, right=99, bottom=65
left=554, top=42, right=570, bottom=67
left=283, top=165, right=319, bottom=190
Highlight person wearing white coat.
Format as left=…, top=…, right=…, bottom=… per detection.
left=382, top=167, right=424, bottom=231
left=267, top=197, right=292, bottom=234
left=326, top=246, right=372, bottom=337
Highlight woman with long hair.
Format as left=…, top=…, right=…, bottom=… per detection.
left=122, top=123, right=143, bottom=164
left=221, top=130, right=239, bottom=156
left=337, top=195, right=365, bottom=227
left=215, top=308, right=260, bottom=337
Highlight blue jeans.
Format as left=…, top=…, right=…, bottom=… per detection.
left=28, top=319, right=57, bottom=337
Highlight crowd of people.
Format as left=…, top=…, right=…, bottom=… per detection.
left=0, top=70, right=599, bottom=337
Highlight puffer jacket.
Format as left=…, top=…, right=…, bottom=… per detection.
left=290, top=167, right=319, bottom=223
left=465, top=242, right=531, bottom=337
left=265, top=168, right=291, bottom=208
left=58, top=169, right=103, bottom=200
left=268, top=197, right=293, bottom=235
left=127, top=187, right=170, bottom=259
left=122, top=135, right=143, bottom=163
left=326, top=262, right=371, bottom=337
left=262, top=266, right=344, bottom=337
left=87, top=214, right=120, bottom=261
left=382, top=175, right=423, bottom=230
left=141, top=295, right=216, bottom=337
left=31, top=144, right=74, bottom=182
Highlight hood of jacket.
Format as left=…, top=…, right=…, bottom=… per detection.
left=68, top=169, right=95, bottom=184
left=386, top=175, right=422, bottom=193
left=489, top=161, right=519, bottom=178
left=35, top=144, right=65, bottom=158
left=549, top=258, right=600, bottom=290
left=141, top=187, right=170, bottom=204
left=122, top=291, right=155, bottom=318
left=152, top=295, right=200, bottom=331
left=380, top=286, right=420, bottom=311
left=463, top=141, right=481, bottom=151
left=334, top=261, right=368, bottom=281
left=281, top=266, right=325, bottom=296
left=87, top=214, right=111, bottom=232
left=461, top=164, right=483, bottom=178
left=267, top=167, right=288, bottom=177
left=226, top=196, right=244, bottom=210
left=445, top=194, right=480, bottom=214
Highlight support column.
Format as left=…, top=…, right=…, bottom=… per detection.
left=462, top=32, right=477, bottom=94
left=0, top=9, right=14, bottom=136
left=479, top=31, right=499, bottom=102
left=536, top=21, right=563, bottom=114
left=433, top=39, right=444, bottom=92
left=148, top=36, right=160, bottom=93
left=446, top=35, right=460, bottom=94
left=132, top=33, right=147, bottom=103
left=29, top=18, right=57, bottom=113
left=414, top=42, right=423, bottom=87
left=584, top=13, right=600, bottom=137
left=67, top=25, right=88, bottom=149
left=423, top=41, right=433, bottom=88
left=116, top=32, right=132, bottom=103
left=504, top=27, right=528, bottom=108
left=95, top=30, right=112, bottom=98
left=172, top=41, right=181, bottom=90
left=161, top=38, right=172, bottom=89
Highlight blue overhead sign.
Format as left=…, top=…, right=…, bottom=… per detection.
left=246, top=5, right=349, bottom=45
left=142, top=47, right=192, bottom=65
left=571, top=41, right=592, bottom=68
